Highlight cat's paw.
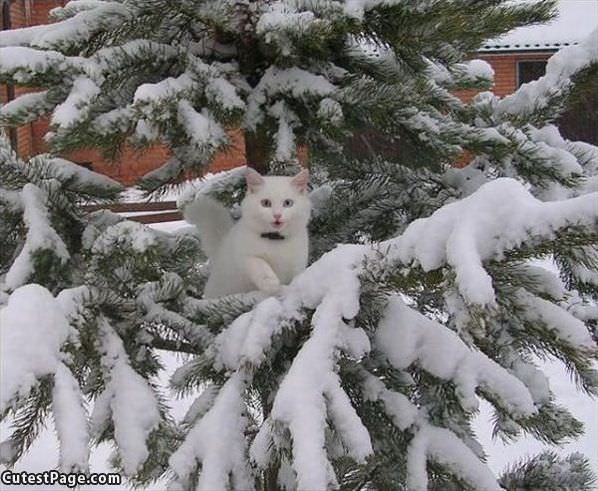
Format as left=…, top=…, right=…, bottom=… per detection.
left=257, top=273, right=281, bottom=296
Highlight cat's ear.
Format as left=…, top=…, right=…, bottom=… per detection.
left=246, top=167, right=265, bottom=193
left=291, top=168, right=309, bottom=193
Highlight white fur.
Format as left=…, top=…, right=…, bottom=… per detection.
left=185, top=170, right=311, bottom=298
left=183, top=196, right=233, bottom=259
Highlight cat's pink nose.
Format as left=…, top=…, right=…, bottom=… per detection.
left=273, top=213, right=282, bottom=220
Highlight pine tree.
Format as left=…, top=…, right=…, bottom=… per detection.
left=1, top=1, right=598, bottom=490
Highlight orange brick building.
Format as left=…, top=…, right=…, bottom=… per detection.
left=2, top=0, right=596, bottom=184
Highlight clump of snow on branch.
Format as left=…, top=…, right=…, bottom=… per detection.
left=515, top=290, right=595, bottom=349
left=269, top=100, right=296, bottom=162
left=375, top=296, right=536, bottom=416
left=169, top=373, right=252, bottom=491
left=177, top=100, right=227, bottom=152
left=407, top=425, right=501, bottom=491
left=90, top=220, right=157, bottom=255
left=0, top=1, right=132, bottom=50
left=42, top=156, right=123, bottom=195
left=0, top=284, right=72, bottom=412
left=528, top=124, right=583, bottom=176
left=0, top=91, right=52, bottom=125
left=455, top=59, right=495, bottom=83
left=52, top=363, right=90, bottom=472
left=4, top=183, right=69, bottom=290
left=246, top=66, right=335, bottom=129
left=389, top=178, right=598, bottom=306
left=51, top=77, right=100, bottom=129
left=0, top=46, right=81, bottom=83
left=95, top=318, right=160, bottom=476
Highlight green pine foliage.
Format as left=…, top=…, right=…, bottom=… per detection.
left=1, top=1, right=598, bottom=490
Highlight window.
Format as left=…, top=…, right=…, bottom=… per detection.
left=517, top=60, right=547, bottom=87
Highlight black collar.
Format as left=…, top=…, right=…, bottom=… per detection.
left=261, top=231, right=285, bottom=240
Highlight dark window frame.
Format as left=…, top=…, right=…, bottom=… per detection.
left=516, top=60, right=548, bottom=87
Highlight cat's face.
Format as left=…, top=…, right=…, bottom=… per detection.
left=241, top=168, right=311, bottom=234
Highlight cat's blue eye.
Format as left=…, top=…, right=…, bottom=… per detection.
left=261, top=199, right=272, bottom=207
left=283, top=199, right=294, bottom=207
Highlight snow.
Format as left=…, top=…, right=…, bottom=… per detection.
left=51, top=363, right=90, bottom=472
left=89, top=388, right=113, bottom=441
left=482, top=0, right=598, bottom=51
left=4, top=184, right=70, bottom=291
left=98, top=318, right=160, bottom=476
left=45, top=157, right=122, bottom=194
left=388, top=178, right=598, bottom=306
left=528, top=125, right=583, bottom=176
left=94, top=107, right=135, bottom=135
left=133, top=63, right=244, bottom=117
left=459, top=59, right=495, bottom=82
left=204, top=75, right=245, bottom=112
left=475, top=357, right=598, bottom=478
left=28, top=2, right=132, bottom=50
left=257, top=3, right=319, bottom=55
left=134, top=73, right=194, bottom=104
left=169, top=373, right=252, bottom=491
left=0, top=3, right=129, bottom=50
left=215, top=243, right=369, bottom=372
left=214, top=296, right=288, bottom=371
left=361, top=370, right=418, bottom=430
left=515, top=289, right=595, bottom=348
left=182, top=384, right=219, bottom=426
left=324, top=373, right=373, bottom=461
left=0, top=91, right=51, bottom=122
left=269, top=101, right=296, bottom=162
left=268, top=249, right=372, bottom=489
left=177, top=101, right=227, bottom=150
left=49, top=0, right=108, bottom=21
left=51, top=77, right=100, bottom=128
left=317, top=97, right=343, bottom=125
left=0, top=46, right=81, bottom=84
left=510, top=359, right=550, bottom=406
left=246, top=66, right=336, bottom=130
left=0, top=285, right=71, bottom=412
left=375, top=296, right=537, bottom=416
left=407, top=425, right=501, bottom=491
left=257, top=4, right=316, bottom=36
left=344, top=0, right=402, bottom=20
left=90, top=220, right=157, bottom=255
left=134, top=118, right=160, bottom=142
left=0, top=23, right=53, bottom=47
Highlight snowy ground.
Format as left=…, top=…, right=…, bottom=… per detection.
left=1, top=218, right=596, bottom=490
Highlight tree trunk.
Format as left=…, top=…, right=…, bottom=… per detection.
left=245, top=127, right=272, bottom=174
left=263, top=464, right=281, bottom=491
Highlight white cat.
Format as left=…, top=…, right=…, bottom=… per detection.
left=184, top=168, right=311, bottom=298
